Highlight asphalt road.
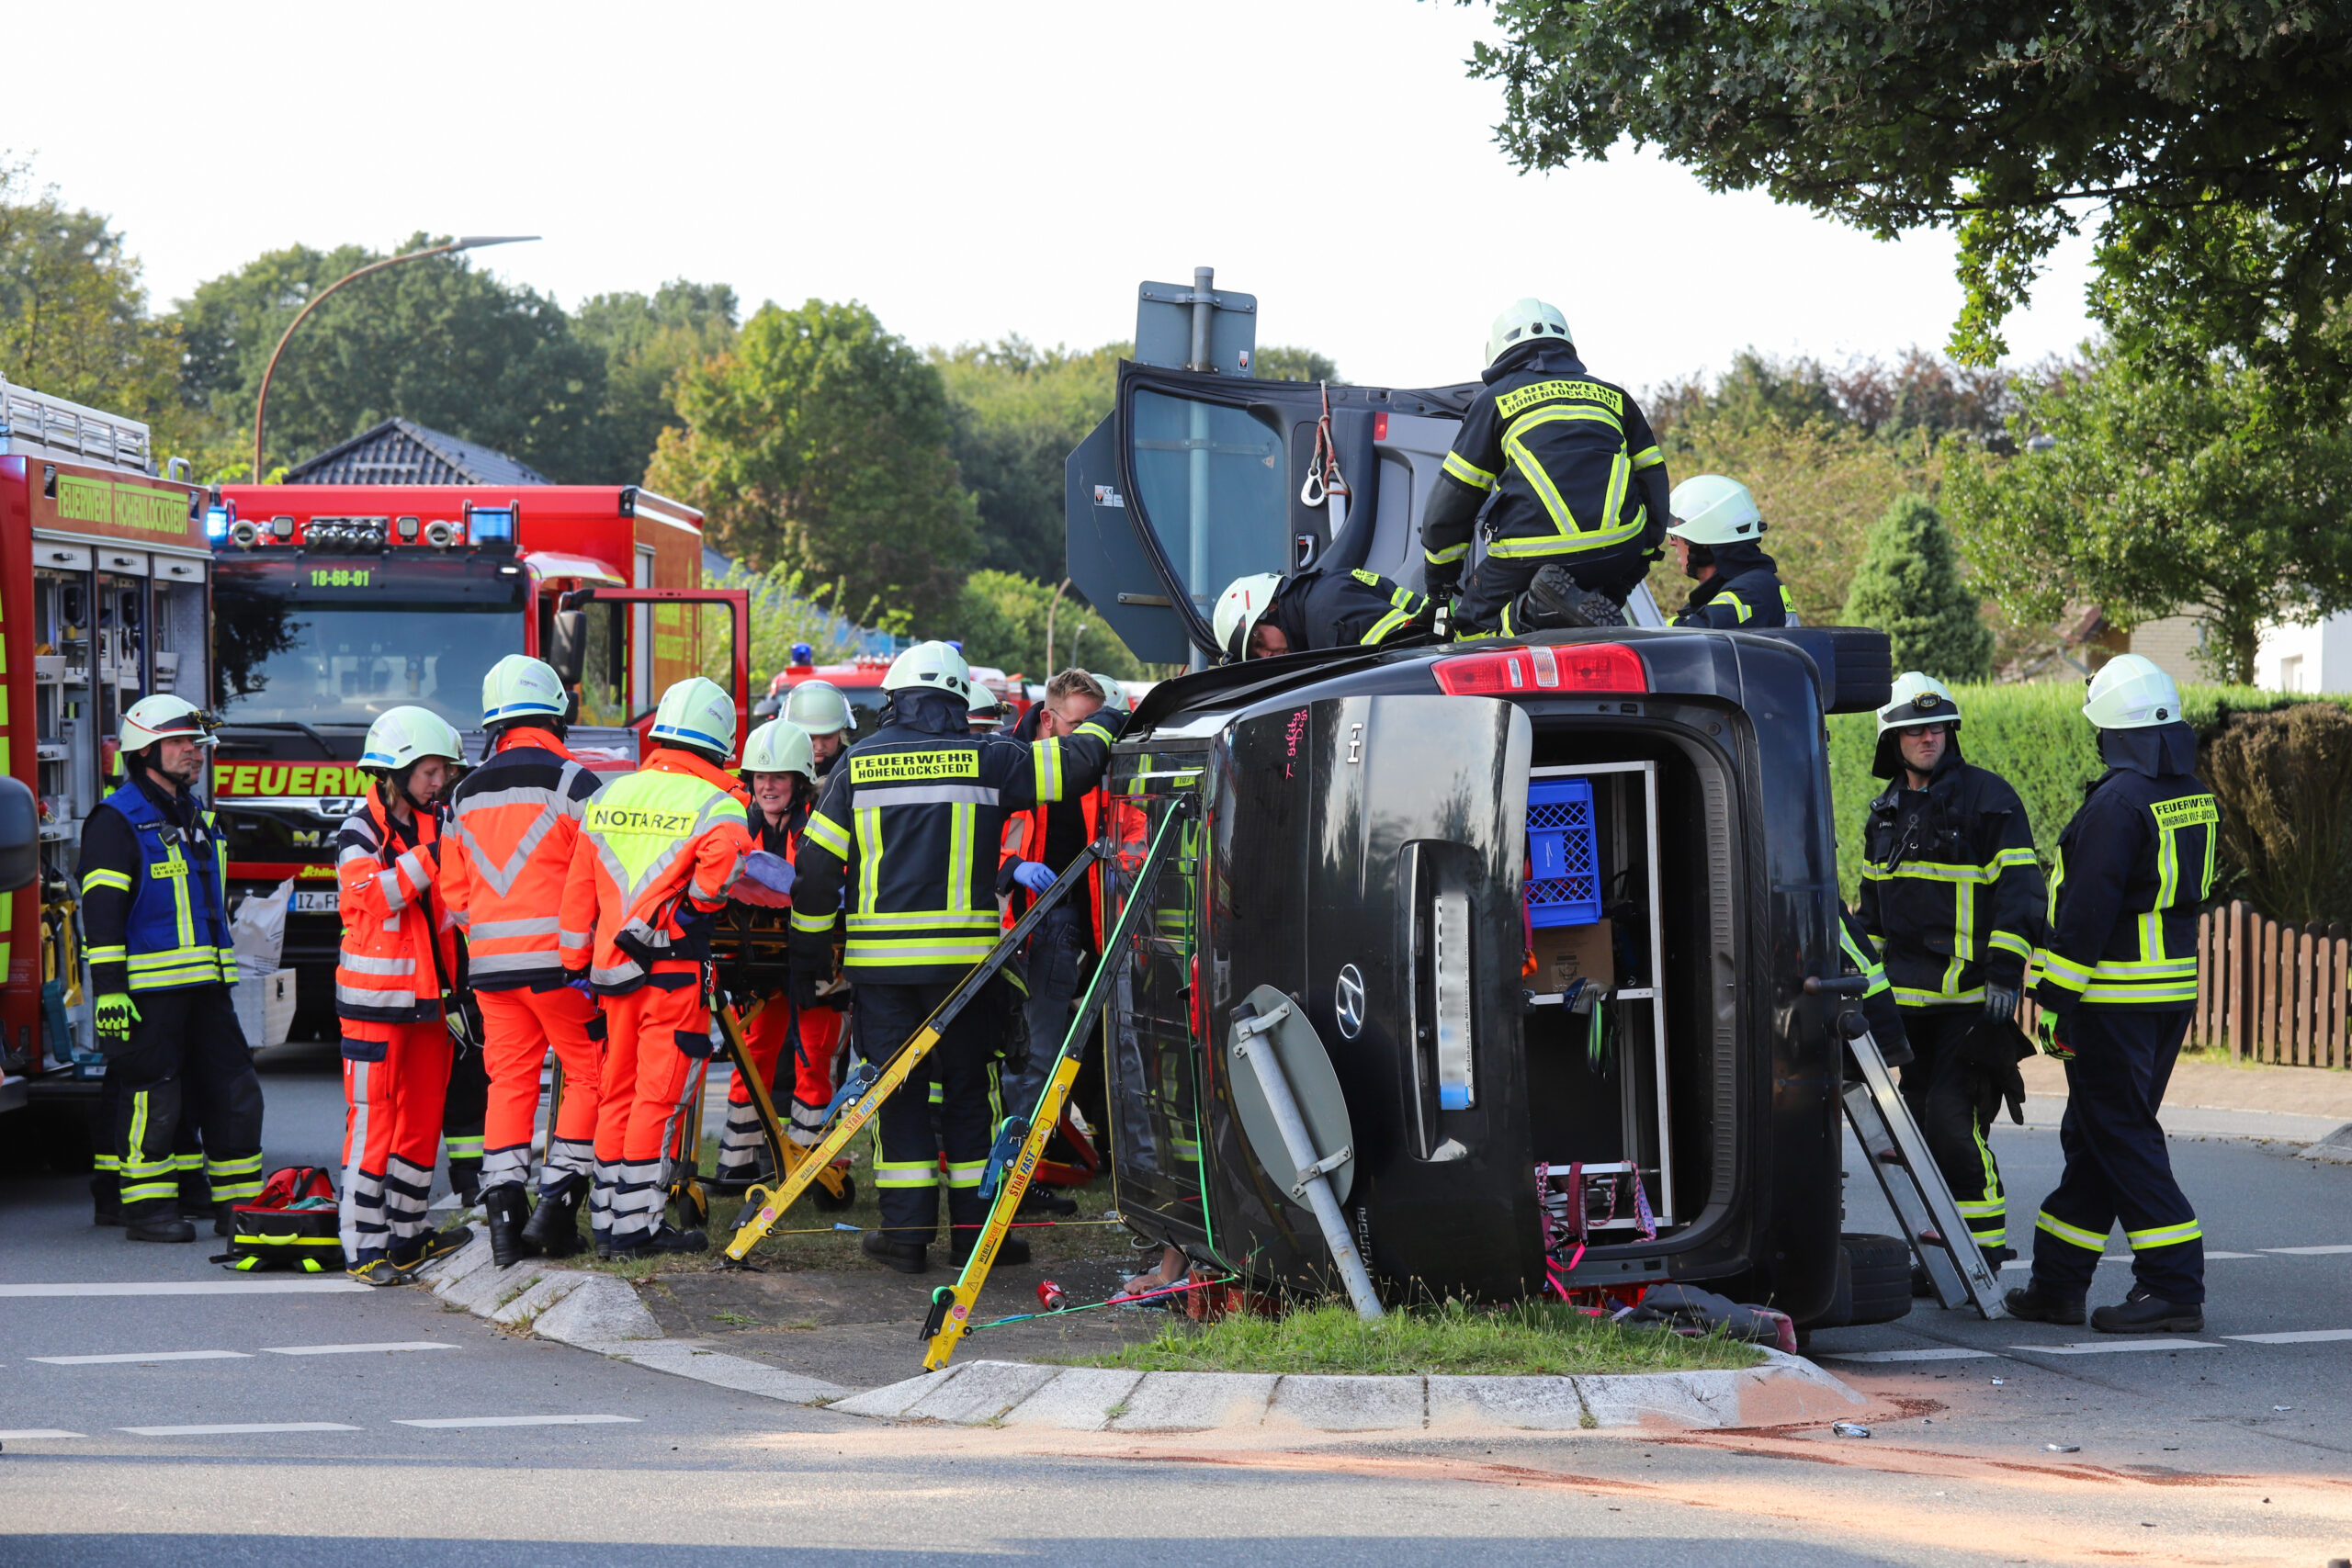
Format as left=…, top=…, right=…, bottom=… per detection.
left=3, top=1040, right=2346, bottom=1567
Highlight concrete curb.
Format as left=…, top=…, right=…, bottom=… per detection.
left=829, top=1348, right=1863, bottom=1433
left=410, top=1235, right=851, bottom=1405
left=2297, top=1122, right=2352, bottom=1163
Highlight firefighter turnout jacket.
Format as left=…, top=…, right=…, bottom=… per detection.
left=1419, top=343, right=1670, bottom=592
left=77, top=773, right=237, bottom=996
left=443, top=729, right=605, bottom=991
left=2030, top=723, right=2217, bottom=1014
left=334, top=794, right=458, bottom=1038
left=1860, top=749, right=2043, bottom=1010
left=1672, top=542, right=1796, bottom=629
left=560, top=746, right=752, bottom=994
left=1838, top=907, right=1910, bottom=1064
left=791, top=691, right=1116, bottom=985
left=1269, top=567, right=1432, bottom=654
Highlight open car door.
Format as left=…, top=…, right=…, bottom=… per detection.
left=1067, top=363, right=1664, bottom=665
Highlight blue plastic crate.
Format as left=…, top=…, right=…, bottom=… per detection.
left=1526, top=777, right=1602, bottom=928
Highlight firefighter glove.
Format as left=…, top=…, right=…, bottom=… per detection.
left=95, top=992, right=140, bottom=1044
left=2035, top=1010, right=2075, bottom=1062
left=1012, top=861, right=1057, bottom=895
left=1983, top=985, right=2019, bottom=1021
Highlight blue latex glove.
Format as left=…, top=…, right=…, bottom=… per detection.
left=564, top=969, right=594, bottom=998
left=1012, top=861, right=1057, bottom=894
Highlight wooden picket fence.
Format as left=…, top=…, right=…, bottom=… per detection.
left=2010, top=900, right=2347, bottom=1067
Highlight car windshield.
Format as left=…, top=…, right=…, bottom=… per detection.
left=213, top=556, right=526, bottom=729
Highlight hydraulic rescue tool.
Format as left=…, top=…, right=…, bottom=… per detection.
left=712, top=997, right=854, bottom=1210
left=921, top=799, right=1193, bottom=1371
left=721, top=843, right=1106, bottom=1264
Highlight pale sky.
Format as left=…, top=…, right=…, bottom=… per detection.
left=6, top=1, right=2098, bottom=392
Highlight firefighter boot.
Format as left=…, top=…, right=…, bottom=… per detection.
left=1519, top=566, right=1625, bottom=630
left=2091, top=1286, right=2203, bottom=1335
left=390, top=1224, right=475, bottom=1277
left=521, top=1172, right=587, bottom=1258
left=483, top=1185, right=534, bottom=1269
left=861, top=1230, right=929, bottom=1274
left=953, top=1232, right=1029, bottom=1268
left=125, top=1210, right=197, bottom=1244
left=2003, top=1280, right=2086, bottom=1325
left=213, top=1201, right=238, bottom=1238
left=610, top=1223, right=706, bottom=1261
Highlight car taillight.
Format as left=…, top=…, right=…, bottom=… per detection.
left=1431, top=642, right=1647, bottom=695
left=1374, top=412, right=1388, bottom=441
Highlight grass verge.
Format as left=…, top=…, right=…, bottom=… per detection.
left=1065, top=1301, right=1764, bottom=1377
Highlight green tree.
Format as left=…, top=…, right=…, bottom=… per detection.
left=650, top=299, right=978, bottom=628
left=953, top=570, right=1144, bottom=684
left=1472, top=3, right=2352, bottom=400
left=698, top=560, right=877, bottom=692
left=1840, top=494, right=1994, bottom=682
left=933, top=338, right=1122, bottom=581
left=1947, top=349, right=2352, bottom=682
left=171, top=235, right=608, bottom=481
left=0, top=158, right=179, bottom=434
left=573, top=280, right=739, bottom=485
left=1253, top=344, right=1342, bottom=384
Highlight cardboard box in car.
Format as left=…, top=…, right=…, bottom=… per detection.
left=1530, top=918, right=1613, bottom=996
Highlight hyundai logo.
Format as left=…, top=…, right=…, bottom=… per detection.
left=1334, top=964, right=1365, bottom=1039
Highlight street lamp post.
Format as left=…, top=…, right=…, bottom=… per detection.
left=249, top=234, right=538, bottom=482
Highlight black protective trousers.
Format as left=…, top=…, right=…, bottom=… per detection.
left=442, top=1039, right=488, bottom=1197
left=105, top=985, right=264, bottom=1225
left=859, top=980, right=999, bottom=1249
left=1895, top=1006, right=2009, bottom=1261
left=2031, top=1008, right=2205, bottom=1304
left=1453, top=548, right=1653, bottom=635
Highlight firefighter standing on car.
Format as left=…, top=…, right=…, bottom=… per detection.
left=1209, top=568, right=1433, bottom=662
left=1665, top=476, right=1797, bottom=629
left=784, top=680, right=855, bottom=780
left=77, top=695, right=265, bottom=1244
left=710, top=717, right=849, bottom=1181
left=1419, top=299, right=1672, bottom=634
left=1859, top=673, right=2042, bottom=1271
left=334, top=707, right=473, bottom=1283
left=441, top=656, right=606, bottom=1267
left=2007, top=655, right=2215, bottom=1334
left=559, top=676, right=753, bottom=1258
left=787, top=641, right=1115, bottom=1274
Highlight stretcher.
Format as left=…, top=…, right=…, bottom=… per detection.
left=721, top=842, right=1106, bottom=1264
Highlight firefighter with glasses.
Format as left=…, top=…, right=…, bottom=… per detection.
left=78, top=695, right=264, bottom=1244
left=1859, top=673, right=2042, bottom=1273
left=2008, top=655, right=2215, bottom=1334
left=787, top=641, right=1116, bottom=1274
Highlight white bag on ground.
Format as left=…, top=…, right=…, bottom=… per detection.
left=232, top=877, right=294, bottom=980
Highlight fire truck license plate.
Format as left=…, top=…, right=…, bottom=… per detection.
left=293, top=891, right=339, bottom=914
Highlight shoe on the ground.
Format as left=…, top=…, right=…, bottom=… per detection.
left=606, top=1224, right=707, bottom=1262
left=2003, top=1280, right=2086, bottom=1325
left=483, top=1185, right=534, bottom=1269
left=1018, top=1186, right=1078, bottom=1216
left=93, top=1198, right=123, bottom=1227
left=954, top=1233, right=1030, bottom=1269
left=347, top=1257, right=406, bottom=1287
left=861, top=1230, right=929, bottom=1274
left=213, top=1201, right=238, bottom=1239
left=520, top=1173, right=586, bottom=1258
left=2091, top=1285, right=2204, bottom=1334
left=448, top=1166, right=481, bottom=1207
left=390, top=1224, right=474, bottom=1275
left=125, top=1213, right=197, bottom=1244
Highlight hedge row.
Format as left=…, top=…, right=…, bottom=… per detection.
left=1825, top=683, right=2346, bottom=905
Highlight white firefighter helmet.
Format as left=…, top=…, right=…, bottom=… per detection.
left=2083, top=653, right=2182, bottom=729
left=881, top=640, right=971, bottom=700
left=967, top=683, right=1003, bottom=729
left=1871, top=672, right=1961, bottom=779
left=1091, top=673, right=1131, bottom=715
left=782, top=679, right=854, bottom=737
left=1666, top=475, right=1766, bottom=546
left=741, top=718, right=816, bottom=784
left=649, top=676, right=738, bottom=760
left=481, top=654, right=568, bottom=726
left=1213, top=572, right=1284, bottom=662
left=1487, top=298, right=1573, bottom=366
left=360, top=706, right=464, bottom=774
left=118, top=694, right=216, bottom=755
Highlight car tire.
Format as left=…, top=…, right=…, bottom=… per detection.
left=1840, top=1231, right=1913, bottom=1325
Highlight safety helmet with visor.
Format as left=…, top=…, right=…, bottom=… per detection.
left=649, top=676, right=739, bottom=761
left=1487, top=298, right=1573, bottom=367
left=2083, top=654, right=2181, bottom=730
left=1871, top=671, right=1962, bottom=779
left=1212, top=572, right=1283, bottom=663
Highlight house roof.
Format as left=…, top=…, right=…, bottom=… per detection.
left=283, top=418, right=548, bottom=487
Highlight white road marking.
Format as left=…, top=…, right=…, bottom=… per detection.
left=2203, top=1251, right=2263, bottom=1259
left=28, top=1350, right=254, bottom=1365
left=2260, top=1245, right=2352, bottom=1256
left=392, top=1414, right=639, bottom=1428
left=0, top=1429, right=85, bottom=1439
left=119, top=1423, right=360, bottom=1436
left=2008, top=1339, right=2224, bottom=1356
left=261, top=1342, right=459, bottom=1357
left=2223, top=1328, right=2352, bottom=1345
left=0, top=1281, right=366, bottom=1298
left=1819, top=1348, right=2002, bottom=1363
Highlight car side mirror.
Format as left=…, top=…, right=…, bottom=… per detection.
left=0, top=776, right=40, bottom=894
left=548, top=609, right=589, bottom=688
